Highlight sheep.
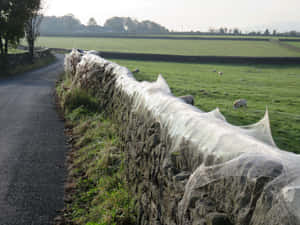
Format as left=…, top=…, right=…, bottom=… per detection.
left=132, top=68, right=140, bottom=74
left=218, top=71, right=223, bottom=76
left=233, top=99, right=247, bottom=109
left=179, top=95, right=194, bottom=106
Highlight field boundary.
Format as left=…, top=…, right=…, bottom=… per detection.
left=51, top=48, right=300, bottom=64
left=279, top=39, right=300, bottom=42
left=40, top=34, right=300, bottom=42
left=41, top=34, right=271, bottom=41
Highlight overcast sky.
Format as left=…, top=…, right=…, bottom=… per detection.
left=45, top=0, right=300, bottom=31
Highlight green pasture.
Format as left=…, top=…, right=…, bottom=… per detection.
left=286, top=42, right=300, bottom=49
left=34, top=36, right=300, bottom=57
left=8, top=48, right=25, bottom=54
left=112, top=59, right=300, bottom=153
left=127, top=34, right=300, bottom=40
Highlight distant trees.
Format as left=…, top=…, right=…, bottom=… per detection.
left=219, top=28, right=225, bottom=34
left=39, top=15, right=169, bottom=35
left=40, top=14, right=82, bottom=35
left=233, top=28, right=241, bottom=35
left=104, top=17, right=126, bottom=32
left=264, top=29, right=270, bottom=36
left=207, top=27, right=242, bottom=35
left=103, top=17, right=169, bottom=33
left=289, top=30, right=297, bottom=36
left=0, top=0, right=41, bottom=56
left=37, top=14, right=300, bottom=37
left=87, top=17, right=98, bottom=26
left=202, top=26, right=300, bottom=37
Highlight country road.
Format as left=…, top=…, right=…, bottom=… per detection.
left=0, top=54, right=66, bottom=224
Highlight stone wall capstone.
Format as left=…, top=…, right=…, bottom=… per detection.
left=64, top=49, right=300, bottom=225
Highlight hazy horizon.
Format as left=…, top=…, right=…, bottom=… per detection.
left=45, top=0, right=300, bottom=32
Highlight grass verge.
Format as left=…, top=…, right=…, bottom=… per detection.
left=0, top=54, right=56, bottom=77
left=55, top=74, right=136, bottom=225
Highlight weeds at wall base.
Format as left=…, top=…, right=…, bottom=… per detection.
left=55, top=74, right=136, bottom=225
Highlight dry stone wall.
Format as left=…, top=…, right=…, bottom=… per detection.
left=65, top=49, right=300, bottom=225
left=3, top=48, right=52, bottom=68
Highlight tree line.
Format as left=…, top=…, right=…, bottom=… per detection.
left=39, top=15, right=169, bottom=35
left=181, top=27, right=300, bottom=37
left=0, top=0, right=42, bottom=59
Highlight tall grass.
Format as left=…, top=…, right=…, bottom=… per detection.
left=56, top=79, right=136, bottom=225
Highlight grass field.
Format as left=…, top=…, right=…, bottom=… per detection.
left=286, top=42, right=300, bottom=49
left=8, top=48, right=25, bottom=54
left=125, top=34, right=300, bottom=40
left=111, top=59, right=300, bottom=154
left=34, top=36, right=300, bottom=57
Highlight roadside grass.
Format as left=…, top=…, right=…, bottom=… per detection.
left=56, top=76, right=136, bottom=225
left=112, top=59, right=300, bottom=154
left=0, top=54, right=56, bottom=77
left=33, top=36, right=300, bottom=57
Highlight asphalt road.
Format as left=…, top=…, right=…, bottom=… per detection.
left=0, top=54, right=66, bottom=224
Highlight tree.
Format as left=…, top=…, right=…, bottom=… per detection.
left=103, top=17, right=169, bottom=33
left=233, top=28, right=240, bottom=35
left=0, top=0, right=25, bottom=55
left=25, top=1, right=44, bottom=62
left=0, top=1, right=9, bottom=55
left=62, top=14, right=82, bottom=31
left=248, top=31, right=257, bottom=36
left=208, top=27, right=216, bottom=34
left=39, top=15, right=82, bottom=35
left=0, top=0, right=41, bottom=56
left=289, top=30, right=297, bottom=37
left=104, top=17, right=125, bottom=32
left=272, top=30, right=277, bottom=36
left=137, top=20, right=168, bottom=33
left=219, top=27, right=225, bottom=34
left=264, top=29, right=270, bottom=36
left=87, top=17, right=97, bottom=26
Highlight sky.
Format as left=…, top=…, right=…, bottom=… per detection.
left=44, top=0, right=300, bottom=32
